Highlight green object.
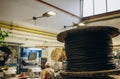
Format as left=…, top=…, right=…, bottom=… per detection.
left=0, top=28, right=9, bottom=46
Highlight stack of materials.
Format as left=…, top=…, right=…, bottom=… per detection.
left=57, top=26, right=120, bottom=79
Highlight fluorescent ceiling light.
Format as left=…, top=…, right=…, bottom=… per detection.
left=33, top=11, right=56, bottom=20
left=78, top=22, right=85, bottom=26
left=42, top=11, right=57, bottom=17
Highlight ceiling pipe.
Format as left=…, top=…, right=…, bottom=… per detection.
left=36, top=0, right=80, bottom=19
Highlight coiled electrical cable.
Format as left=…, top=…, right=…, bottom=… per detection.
left=57, top=26, right=120, bottom=79
left=65, top=30, right=115, bottom=71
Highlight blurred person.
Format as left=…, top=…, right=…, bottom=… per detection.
left=41, top=62, right=55, bottom=79
left=0, top=46, right=12, bottom=66
left=0, top=46, right=12, bottom=78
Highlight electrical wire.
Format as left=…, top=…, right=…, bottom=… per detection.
left=64, top=29, right=115, bottom=72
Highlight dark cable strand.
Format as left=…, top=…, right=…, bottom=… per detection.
left=64, top=30, right=115, bottom=72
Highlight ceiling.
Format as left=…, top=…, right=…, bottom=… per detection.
left=0, top=0, right=80, bottom=33
left=0, top=0, right=120, bottom=47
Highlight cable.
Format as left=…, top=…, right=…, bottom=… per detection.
left=64, top=28, right=116, bottom=72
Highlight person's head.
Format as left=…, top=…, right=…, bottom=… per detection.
left=0, top=46, right=12, bottom=66
left=45, top=62, right=51, bottom=68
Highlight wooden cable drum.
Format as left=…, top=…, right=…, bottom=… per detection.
left=51, top=48, right=66, bottom=62
left=57, top=26, right=120, bottom=79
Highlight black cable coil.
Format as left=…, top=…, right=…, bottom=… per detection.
left=57, top=26, right=120, bottom=79
left=65, top=30, right=115, bottom=72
